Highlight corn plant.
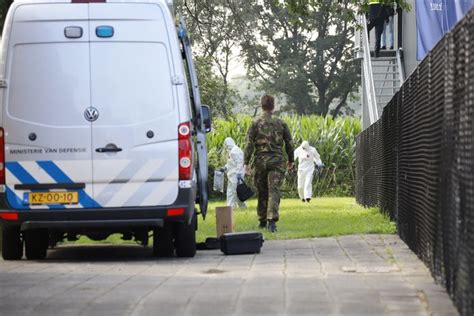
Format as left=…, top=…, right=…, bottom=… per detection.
left=206, top=115, right=361, bottom=198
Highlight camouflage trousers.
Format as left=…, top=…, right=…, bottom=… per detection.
left=253, top=161, right=286, bottom=222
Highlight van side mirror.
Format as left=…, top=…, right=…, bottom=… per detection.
left=201, top=105, right=212, bottom=133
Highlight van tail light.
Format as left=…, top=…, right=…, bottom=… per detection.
left=0, top=128, right=5, bottom=185
left=167, top=208, right=185, bottom=217
left=178, top=122, right=192, bottom=180
left=0, top=212, right=18, bottom=221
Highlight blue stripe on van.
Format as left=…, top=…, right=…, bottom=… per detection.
left=6, top=162, right=38, bottom=185
left=5, top=162, right=66, bottom=210
left=5, top=186, right=29, bottom=210
left=36, top=161, right=100, bottom=208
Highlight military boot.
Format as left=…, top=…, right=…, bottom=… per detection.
left=267, top=220, right=277, bottom=233
left=258, top=220, right=267, bottom=228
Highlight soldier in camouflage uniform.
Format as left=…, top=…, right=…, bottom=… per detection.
left=244, top=95, right=294, bottom=232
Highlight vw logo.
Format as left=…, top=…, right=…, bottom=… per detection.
left=84, top=107, right=99, bottom=122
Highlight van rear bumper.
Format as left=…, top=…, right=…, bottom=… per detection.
left=20, top=219, right=165, bottom=231
left=0, top=187, right=196, bottom=231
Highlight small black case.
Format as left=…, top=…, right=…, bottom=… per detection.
left=220, top=231, right=264, bottom=255
left=236, top=178, right=254, bottom=202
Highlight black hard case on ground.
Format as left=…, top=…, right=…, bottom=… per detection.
left=220, top=231, right=264, bottom=255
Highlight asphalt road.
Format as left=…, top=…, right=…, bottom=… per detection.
left=0, top=235, right=459, bottom=316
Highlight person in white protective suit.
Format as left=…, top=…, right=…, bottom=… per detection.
left=294, top=140, right=324, bottom=202
left=223, top=137, right=247, bottom=209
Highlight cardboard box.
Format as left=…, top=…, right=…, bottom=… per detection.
left=215, top=206, right=234, bottom=237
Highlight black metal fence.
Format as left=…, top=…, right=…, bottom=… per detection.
left=356, top=10, right=474, bottom=316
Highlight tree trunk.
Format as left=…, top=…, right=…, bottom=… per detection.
left=317, top=88, right=328, bottom=116
left=332, top=93, right=349, bottom=117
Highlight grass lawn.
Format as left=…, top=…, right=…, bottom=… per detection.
left=68, top=197, right=395, bottom=245
left=200, top=197, right=396, bottom=241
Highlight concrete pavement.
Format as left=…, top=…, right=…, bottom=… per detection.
left=0, top=235, right=458, bottom=315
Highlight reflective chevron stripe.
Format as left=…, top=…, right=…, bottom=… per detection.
left=5, top=159, right=177, bottom=210
left=5, top=161, right=99, bottom=209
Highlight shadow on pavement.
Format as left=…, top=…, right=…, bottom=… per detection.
left=43, top=244, right=180, bottom=263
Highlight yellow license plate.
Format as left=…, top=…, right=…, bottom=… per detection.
left=29, top=192, right=79, bottom=205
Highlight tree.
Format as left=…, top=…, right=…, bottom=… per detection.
left=194, top=56, right=239, bottom=117
left=176, top=0, right=250, bottom=118
left=283, top=0, right=411, bottom=16
left=241, top=0, right=360, bottom=116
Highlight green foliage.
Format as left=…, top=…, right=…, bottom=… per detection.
left=195, top=56, right=240, bottom=118
left=207, top=114, right=361, bottom=197
left=241, top=0, right=360, bottom=116
left=282, top=0, right=411, bottom=16
left=176, top=0, right=247, bottom=118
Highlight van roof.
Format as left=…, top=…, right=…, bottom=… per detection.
left=14, top=0, right=171, bottom=4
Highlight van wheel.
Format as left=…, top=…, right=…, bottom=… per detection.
left=24, top=229, right=49, bottom=260
left=1, top=225, right=23, bottom=260
left=153, top=223, right=174, bottom=257
left=174, top=212, right=196, bottom=258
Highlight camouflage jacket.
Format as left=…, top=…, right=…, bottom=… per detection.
left=244, top=112, right=295, bottom=166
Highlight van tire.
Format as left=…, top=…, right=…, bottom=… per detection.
left=174, top=212, right=196, bottom=258
left=1, top=225, right=23, bottom=260
left=24, top=229, right=48, bottom=260
left=153, top=223, right=174, bottom=257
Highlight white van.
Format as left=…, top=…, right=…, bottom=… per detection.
left=0, top=0, right=211, bottom=260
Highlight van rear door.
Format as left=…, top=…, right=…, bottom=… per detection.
left=179, top=20, right=208, bottom=218
left=89, top=4, right=179, bottom=208
left=3, top=4, right=95, bottom=209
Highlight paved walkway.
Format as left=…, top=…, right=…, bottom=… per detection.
left=0, top=235, right=458, bottom=315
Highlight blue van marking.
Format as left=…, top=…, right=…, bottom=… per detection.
left=6, top=162, right=67, bottom=209
left=6, top=162, right=38, bottom=184
left=5, top=161, right=101, bottom=209
left=36, top=161, right=101, bottom=208
left=5, top=187, right=29, bottom=210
